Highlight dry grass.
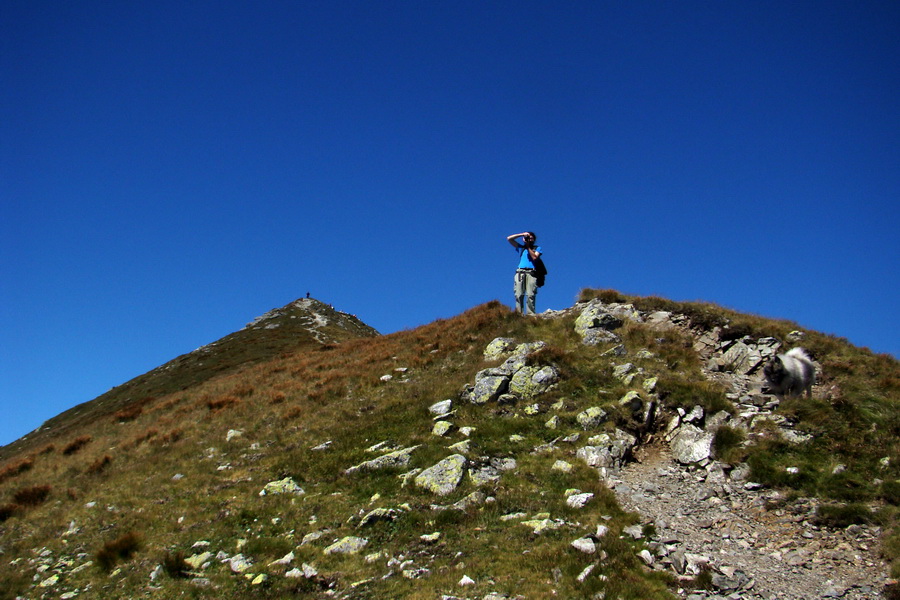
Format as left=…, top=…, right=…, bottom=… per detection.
left=61, top=435, right=92, bottom=456
left=0, top=458, right=33, bottom=485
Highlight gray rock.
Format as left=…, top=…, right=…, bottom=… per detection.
left=345, top=445, right=421, bottom=474
left=470, top=374, right=509, bottom=404
left=581, top=328, right=621, bottom=346
left=429, top=399, right=453, bottom=415
left=576, top=407, right=608, bottom=430
left=509, top=365, right=559, bottom=399
left=484, top=337, right=518, bottom=360
left=671, top=424, right=714, bottom=464
left=324, top=536, right=368, bottom=554
left=415, top=454, right=467, bottom=495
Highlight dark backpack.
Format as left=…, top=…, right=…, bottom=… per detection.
left=533, top=256, right=548, bottom=287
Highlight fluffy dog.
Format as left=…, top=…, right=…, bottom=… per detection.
left=763, top=348, right=816, bottom=398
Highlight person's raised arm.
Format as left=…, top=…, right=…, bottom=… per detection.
left=507, top=232, right=526, bottom=248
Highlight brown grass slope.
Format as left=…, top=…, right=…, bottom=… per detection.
left=0, top=292, right=897, bottom=600
left=0, top=298, right=378, bottom=463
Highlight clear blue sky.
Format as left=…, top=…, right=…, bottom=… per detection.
left=2, top=1, right=898, bottom=448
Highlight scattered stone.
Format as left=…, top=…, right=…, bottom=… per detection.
left=552, top=460, right=573, bottom=473
left=571, top=537, right=596, bottom=554
left=324, top=537, right=368, bottom=555
left=345, top=445, right=420, bottom=474
left=566, top=493, right=594, bottom=509
left=415, top=454, right=467, bottom=495
left=432, top=421, right=453, bottom=436
left=576, top=407, right=608, bottom=430
left=259, top=477, right=305, bottom=496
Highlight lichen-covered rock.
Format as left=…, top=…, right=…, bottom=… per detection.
left=324, top=536, right=368, bottom=555
left=259, top=477, right=305, bottom=497
left=521, top=518, right=563, bottom=534
left=509, top=365, right=559, bottom=398
left=575, top=301, right=625, bottom=333
left=415, top=454, right=467, bottom=495
left=581, top=328, right=621, bottom=346
left=432, top=421, right=453, bottom=436
left=358, top=508, right=400, bottom=528
left=670, top=424, right=714, bottom=464
left=484, top=337, right=518, bottom=360
left=576, top=406, right=608, bottom=430
left=186, top=552, right=213, bottom=569
left=228, top=554, right=253, bottom=573
left=345, top=445, right=420, bottom=474
left=470, top=374, right=509, bottom=404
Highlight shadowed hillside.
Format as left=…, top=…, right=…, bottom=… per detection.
left=0, top=292, right=897, bottom=600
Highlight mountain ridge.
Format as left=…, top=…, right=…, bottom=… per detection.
left=0, top=298, right=378, bottom=461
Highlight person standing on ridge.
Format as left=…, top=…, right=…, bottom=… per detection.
left=507, top=231, right=542, bottom=315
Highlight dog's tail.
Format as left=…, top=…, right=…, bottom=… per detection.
left=785, top=347, right=813, bottom=362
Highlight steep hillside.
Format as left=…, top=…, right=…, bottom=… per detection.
left=0, top=292, right=897, bottom=600
left=0, top=298, right=378, bottom=462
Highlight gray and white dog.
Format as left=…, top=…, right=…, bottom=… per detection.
left=763, top=347, right=816, bottom=398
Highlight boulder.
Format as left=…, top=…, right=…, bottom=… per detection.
left=509, top=365, right=559, bottom=399
left=324, top=537, right=368, bottom=555
left=671, top=424, right=714, bottom=464
left=259, top=477, right=305, bottom=497
left=415, top=454, right=467, bottom=496
left=429, top=399, right=453, bottom=416
left=575, top=301, right=625, bottom=333
left=580, top=328, right=621, bottom=346
left=576, top=406, right=608, bottom=430
left=345, top=445, right=420, bottom=474
left=484, top=337, right=518, bottom=360
left=470, top=374, right=509, bottom=404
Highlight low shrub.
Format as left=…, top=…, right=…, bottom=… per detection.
left=577, top=288, right=626, bottom=304
left=0, top=459, right=33, bottom=484
left=0, top=503, right=18, bottom=522
left=13, top=485, right=51, bottom=507
left=881, top=480, right=900, bottom=505
left=162, top=550, right=190, bottom=578
left=96, top=531, right=141, bottom=571
left=712, top=425, right=746, bottom=464
left=205, top=395, right=241, bottom=412
left=62, top=435, right=92, bottom=456
left=87, top=455, right=112, bottom=475
left=814, top=503, right=874, bottom=527
left=113, top=405, right=143, bottom=422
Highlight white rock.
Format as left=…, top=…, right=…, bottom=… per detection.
left=571, top=537, right=596, bottom=554
left=459, top=574, right=475, bottom=586
left=566, top=493, right=594, bottom=508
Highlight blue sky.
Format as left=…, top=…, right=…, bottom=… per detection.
left=2, top=1, right=898, bottom=448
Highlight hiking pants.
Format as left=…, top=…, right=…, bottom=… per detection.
left=514, top=269, right=538, bottom=315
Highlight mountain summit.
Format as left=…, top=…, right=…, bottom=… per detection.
left=0, top=292, right=897, bottom=599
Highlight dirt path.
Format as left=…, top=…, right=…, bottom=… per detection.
left=609, top=445, right=888, bottom=600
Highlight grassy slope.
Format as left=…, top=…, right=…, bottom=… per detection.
left=0, top=298, right=378, bottom=464
left=0, top=293, right=897, bottom=599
